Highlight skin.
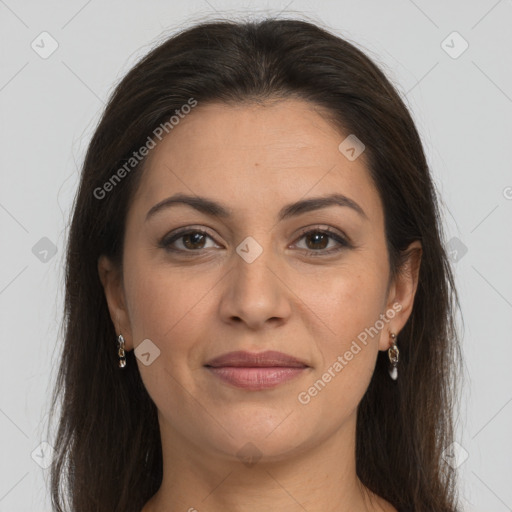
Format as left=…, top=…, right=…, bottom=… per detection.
left=98, top=98, right=421, bottom=512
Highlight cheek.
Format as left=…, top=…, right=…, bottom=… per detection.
left=122, top=249, right=220, bottom=357
left=121, top=254, right=210, bottom=408
left=294, top=261, right=387, bottom=402
left=123, top=266, right=173, bottom=341
left=296, top=280, right=382, bottom=419
left=296, top=262, right=387, bottom=344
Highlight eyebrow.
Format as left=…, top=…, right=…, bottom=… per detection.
left=145, top=192, right=368, bottom=222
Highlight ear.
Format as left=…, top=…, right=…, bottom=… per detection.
left=98, top=255, right=133, bottom=351
left=378, top=240, right=422, bottom=351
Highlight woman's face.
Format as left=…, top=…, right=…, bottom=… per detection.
left=100, top=98, right=419, bottom=463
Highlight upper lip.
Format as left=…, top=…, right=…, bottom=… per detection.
left=205, top=350, right=308, bottom=368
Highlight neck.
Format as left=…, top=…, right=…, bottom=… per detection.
left=142, top=412, right=396, bottom=512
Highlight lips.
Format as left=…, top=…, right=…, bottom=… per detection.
left=204, top=350, right=309, bottom=390
left=204, top=350, right=308, bottom=368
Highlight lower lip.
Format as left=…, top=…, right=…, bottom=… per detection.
left=206, top=366, right=307, bottom=390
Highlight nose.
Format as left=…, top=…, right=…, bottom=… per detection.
left=218, top=239, right=292, bottom=331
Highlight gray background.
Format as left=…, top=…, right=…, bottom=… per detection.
left=1, top=0, right=511, bottom=510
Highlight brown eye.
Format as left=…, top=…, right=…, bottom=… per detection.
left=294, top=227, right=351, bottom=256
left=160, top=229, right=218, bottom=253
left=181, top=232, right=207, bottom=250
left=304, top=232, right=330, bottom=250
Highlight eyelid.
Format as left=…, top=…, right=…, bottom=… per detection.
left=159, top=224, right=353, bottom=254
left=290, top=225, right=353, bottom=257
left=292, top=224, right=352, bottom=246
left=158, top=225, right=219, bottom=249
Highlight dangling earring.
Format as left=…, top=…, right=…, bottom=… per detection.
left=118, top=334, right=126, bottom=368
left=387, top=332, right=399, bottom=380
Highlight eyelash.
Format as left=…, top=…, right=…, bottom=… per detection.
left=159, top=225, right=352, bottom=257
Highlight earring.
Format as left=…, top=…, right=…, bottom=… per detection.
left=118, top=334, right=126, bottom=368
left=387, top=332, right=399, bottom=380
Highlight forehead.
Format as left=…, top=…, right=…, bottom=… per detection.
left=130, top=99, right=382, bottom=224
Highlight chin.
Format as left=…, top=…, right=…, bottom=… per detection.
left=213, top=433, right=312, bottom=466
left=197, top=410, right=318, bottom=464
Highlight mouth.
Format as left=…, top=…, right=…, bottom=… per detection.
left=204, top=350, right=309, bottom=390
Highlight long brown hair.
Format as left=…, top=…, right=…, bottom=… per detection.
left=47, top=16, right=464, bottom=511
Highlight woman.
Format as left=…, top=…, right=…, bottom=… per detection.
left=47, top=17, right=464, bottom=512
